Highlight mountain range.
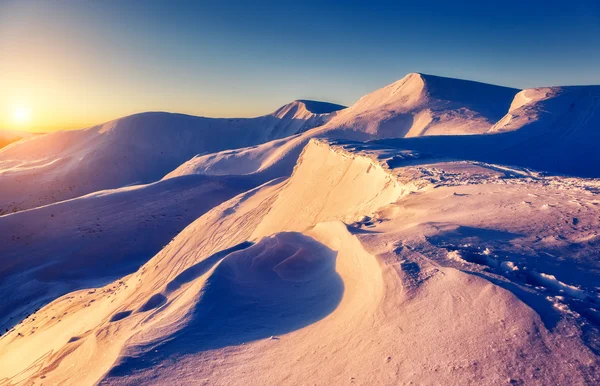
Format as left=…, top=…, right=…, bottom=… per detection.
left=1, top=73, right=599, bottom=385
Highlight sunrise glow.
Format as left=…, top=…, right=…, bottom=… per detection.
left=12, top=106, right=32, bottom=125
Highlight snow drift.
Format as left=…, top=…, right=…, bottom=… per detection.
left=0, top=172, right=263, bottom=332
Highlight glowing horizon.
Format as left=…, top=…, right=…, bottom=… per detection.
left=1, top=0, right=599, bottom=133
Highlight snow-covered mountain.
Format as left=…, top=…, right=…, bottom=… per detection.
left=0, top=100, right=344, bottom=214
left=163, top=73, right=520, bottom=180
left=0, top=74, right=522, bottom=214
left=363, top=84, right=600, bottom=177
left=320, top=72, right=518, bottom=138
left=1, top=73, right=600, bottom=385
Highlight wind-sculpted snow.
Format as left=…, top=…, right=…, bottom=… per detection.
left=104, top=232, right=343, bottom=379
left=0, top=173, right=264, bottom=333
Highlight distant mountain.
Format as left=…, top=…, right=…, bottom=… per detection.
left=364, top=84, right=600, bottom=177
left=164, top=74, right=520, bottom=181
left=321, top=73, right=519, bottom=138
left=0, top=100, right=344, bottom=213
left=2, top=74, right=599, bottom=217
left=0, top=129, right=35, bottom=149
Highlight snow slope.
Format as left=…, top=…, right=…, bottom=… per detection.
left=361, top=84, right=600, bottom=177
left=319, top=72, right=518, bottom=138
left=0, top=129, right=35, bottom=149
left=1, top=139, right=598, bottom=385
left=0, top=100, right=344, bottom=214
left=163, top=135, right=299, bottom=178
left=0, top=172, right=265, bottom=333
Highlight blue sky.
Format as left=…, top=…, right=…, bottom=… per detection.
left=1, top=0, right=599, bottom=131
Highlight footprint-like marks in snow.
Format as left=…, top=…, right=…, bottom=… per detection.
left=138, top=293, right=167, bottom=312
left=110, top=311, right=133, bottom=322
left=165, top=241, right=254, bottom=294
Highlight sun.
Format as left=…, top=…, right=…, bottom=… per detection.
left=12, top=105, right=32, bottom=125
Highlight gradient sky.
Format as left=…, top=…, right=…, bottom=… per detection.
left=1, top=0, right=599, bottom=132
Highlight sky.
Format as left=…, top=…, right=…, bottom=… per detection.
left=1, top=0, right=599, bottom=132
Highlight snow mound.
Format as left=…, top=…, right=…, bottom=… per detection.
left=490, top=85, right=600, bottom=141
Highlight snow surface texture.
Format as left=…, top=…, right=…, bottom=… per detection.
left=0, top=73, right=599, bottom=385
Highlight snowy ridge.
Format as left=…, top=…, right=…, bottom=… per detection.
left=163, top=74, right=520, bottom=181
left=1, top=73, right=600, bottom=385
left=320, top=72, right=519, bottom=138
left=0, top=100, right=344, bottom=213
left=1, top=138, right=600, bottom=385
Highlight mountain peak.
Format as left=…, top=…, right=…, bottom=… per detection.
left=324, top=73, right=520, bottom=138
left=273, top=100, right=346, bottom=118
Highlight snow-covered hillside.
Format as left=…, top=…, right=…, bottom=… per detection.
left=0, top=172, right=266, bottom=332
left=320, top=72, right=518, bottom=138
left=0, top=129, right=35, bottom=149
left=362, top=84, right=600, bottom=177
left=1, top=73, right=599, bottom=385
left=1, top=139, right=598, bottom=385
left=0, top=100, right=344, bottom=214
left=163, top=73, right=520, bottom=180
